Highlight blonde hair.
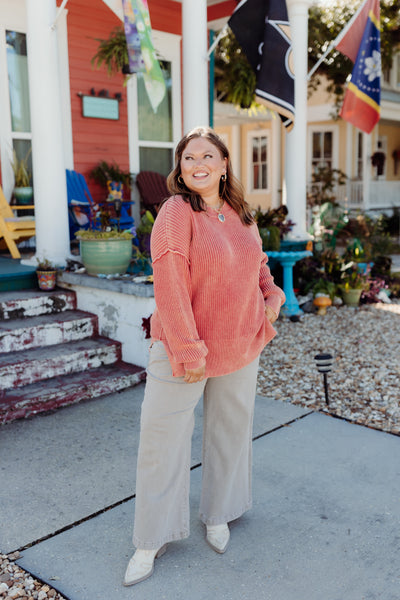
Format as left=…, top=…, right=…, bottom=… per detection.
left=167, top=126, right=254, bottom=225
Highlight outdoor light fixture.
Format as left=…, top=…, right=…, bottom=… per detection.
left=314, top=353, right=334, bottom=405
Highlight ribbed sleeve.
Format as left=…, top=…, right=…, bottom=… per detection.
left=150, top=196, right=285, bottom=378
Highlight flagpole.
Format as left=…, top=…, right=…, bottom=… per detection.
left=307, top=0, right=369, bottom=80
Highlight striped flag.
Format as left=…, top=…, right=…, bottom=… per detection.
left=122, top=0, right=166, bottom=113
left=337, top=0, right=381, bottom=134
left=228, top=0, right=295, bottom=130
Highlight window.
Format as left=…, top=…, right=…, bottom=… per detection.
left=356, top=132, right=363, bottom=180
left=311, top=131, right=332, bottom=174
left=137, top=60, right=174, bottom=176
left=6, top=30, right=32, bottom=175
left=248, top=131, right=269, bottom=192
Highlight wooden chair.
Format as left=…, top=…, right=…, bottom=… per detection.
left=0, top=185, right=35, bottom=259
left=136, top=171, right=169, bottom=217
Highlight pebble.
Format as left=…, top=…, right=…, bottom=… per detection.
left=258, top=300, right=400, bottom=436
left=0, top=554, right=66, bottom=600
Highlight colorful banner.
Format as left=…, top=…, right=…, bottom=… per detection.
left=228, top=0, right=295, bottom=130
left=122, top=0, right=166, bottom=113
left=338, top=0, right=381, bottom=134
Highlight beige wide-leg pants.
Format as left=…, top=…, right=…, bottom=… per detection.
left=132, top=341, right=259, bottom=550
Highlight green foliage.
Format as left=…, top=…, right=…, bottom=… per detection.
left=91, top=27, right=129, bottom=76
left=36, top=258, right=57, bottom=272
left=136, top=210, right=155, bottom=236
left=214, top=30, right=258, bottom=110
left=89, top=160, right=132, bottom=189
left=308, top=168, right=348, bottom=207
left=11, top=148, right=31, bottom=187
left=76, top=228, right=133, bottom=240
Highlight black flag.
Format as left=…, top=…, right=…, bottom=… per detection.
left=228, top=0, right=295, bottom=129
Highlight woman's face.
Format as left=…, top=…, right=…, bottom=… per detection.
left=179, top=137, right=227, bottom=203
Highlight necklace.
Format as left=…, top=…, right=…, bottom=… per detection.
left=208, top=201, right=225, bottom=223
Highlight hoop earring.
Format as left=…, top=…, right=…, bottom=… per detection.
left=221, top=173, right=227, bottom=181
left=178, top=175, right=184, bottom=184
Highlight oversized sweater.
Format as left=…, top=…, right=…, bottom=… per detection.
left=150, top=195, right=286, bottom=378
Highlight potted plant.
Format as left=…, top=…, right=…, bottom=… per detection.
left=11, top=148, right=33, bottom=205
left=76, top=227, right=134, bottom=276
left=89, top=160, right=132, bottom=192
left=36, top=259, right=58, bottom=291
left=339, top=262, right=367, bottom=307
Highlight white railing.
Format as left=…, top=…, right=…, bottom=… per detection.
left=308, top=180, right=400, bottom=212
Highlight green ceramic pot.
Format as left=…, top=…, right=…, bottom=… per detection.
left=341, top=287, right=363, bottom=307
left=14, top=186, right=33, bottom=205
left=80, top=238, right=132, bottom=275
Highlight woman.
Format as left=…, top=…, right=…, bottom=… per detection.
left=124, top=126, right=285, bottom=586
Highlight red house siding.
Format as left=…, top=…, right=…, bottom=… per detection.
left=63, top=0, right=182, bottom=201
left=65, top=0, right=128, bottom=201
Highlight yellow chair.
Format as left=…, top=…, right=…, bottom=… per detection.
left=0, top=185, right=35, bottom=259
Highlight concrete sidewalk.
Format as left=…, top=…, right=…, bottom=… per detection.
left=1, top=384, right=400, bottom=599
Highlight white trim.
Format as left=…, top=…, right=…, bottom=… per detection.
left=56, top=8, right=73, bottom=169
left=271, top=116, right=281, bottom=208
left=307, top=103, right=334, bottom=122
left=246, top=129, right=271, bottom=195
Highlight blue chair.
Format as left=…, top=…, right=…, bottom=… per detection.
left=66, top=169, right=134, bottom=238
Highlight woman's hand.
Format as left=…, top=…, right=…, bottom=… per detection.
left=265, top=305, right=278, bottom=324
left=184, top=364, right=206, bottom=384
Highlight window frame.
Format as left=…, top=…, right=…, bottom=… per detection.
left=246, top=129, right=270, bottom=194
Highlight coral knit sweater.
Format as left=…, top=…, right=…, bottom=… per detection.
left=150, top=196, right=285, bottom=378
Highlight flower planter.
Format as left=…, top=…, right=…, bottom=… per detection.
left=341, top=287, right=362, bottom=307
left=37, top=270, right=57, bottom=291
left=80, top=238, right=132, bottom=275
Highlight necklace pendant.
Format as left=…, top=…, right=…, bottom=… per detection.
left=218, top=213, right=225, bottom=223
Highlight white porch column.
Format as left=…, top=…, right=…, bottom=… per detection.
left=182, top=0, right=209, bottom=133
left=25, top=0, right=71, bottom=266
left=284, top=0, right=312, bottom=238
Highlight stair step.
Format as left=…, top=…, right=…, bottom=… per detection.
left=0, top=337, right=122, bottom=390
left=0, top=310, right=98, bottom=353
left=0, top=289, right=76, bottom=320
left=0, top=363, right=146, bottom=424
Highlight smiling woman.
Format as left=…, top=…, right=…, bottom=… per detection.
left=123, top=126, right=285, bottom=587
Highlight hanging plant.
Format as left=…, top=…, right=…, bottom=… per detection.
left=91, top=27, right=129, bottom=76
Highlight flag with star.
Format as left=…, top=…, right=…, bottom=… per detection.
left=338, top=0, right=381, bottom=134
left=228, top=0, right=295, bottom=130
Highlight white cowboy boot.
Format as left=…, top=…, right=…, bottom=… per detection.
left=206, top=523, right=230, bottom=554
left=123, top=544, right=167, bottom=586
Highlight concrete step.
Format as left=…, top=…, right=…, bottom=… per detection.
left=0, top=337, right=122, bottom=390
left=0, top=310, right=98, bottom=353
left=0, top=363, right=146, bottom=424
left=0, top=289, right=76, bottom=320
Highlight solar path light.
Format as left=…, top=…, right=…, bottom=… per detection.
left=314, top=353, right=334, bottom=405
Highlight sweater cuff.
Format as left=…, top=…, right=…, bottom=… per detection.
left=183, top=357, right=207, bottom=371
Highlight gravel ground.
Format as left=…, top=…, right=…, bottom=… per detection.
left=0, top=553, right=66, bottom=600
left=258, top=299, right=400, bottom=436
left=2, top=300, right=399, bottom=598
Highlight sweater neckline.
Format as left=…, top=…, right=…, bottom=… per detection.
left=204, top=202, right=233, bottom=220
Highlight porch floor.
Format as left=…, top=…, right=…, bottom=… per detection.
left=0, top=255, right=37, bottom=292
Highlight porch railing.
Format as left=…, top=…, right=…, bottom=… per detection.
left=308, top=180, right=400, bottom=212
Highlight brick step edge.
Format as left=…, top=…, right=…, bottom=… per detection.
left=0, top=290, right=77, bottom=320
left=0, top=337, right=122, bottom=391
left=0, top=363, right=146, bottom=425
